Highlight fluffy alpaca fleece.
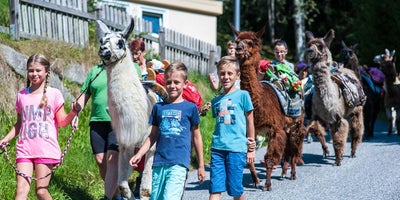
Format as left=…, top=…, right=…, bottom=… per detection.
left=305, top=29, right=364, bottom=166
left=232, top=25, right=306, bottom=191
left=97, top=18, right=156, bottom=200
left=380, top=49, right=400, bottom=135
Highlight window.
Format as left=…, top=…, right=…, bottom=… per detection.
left=143, top=12, right=162, bottom=34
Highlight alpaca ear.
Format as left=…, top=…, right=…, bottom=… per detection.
left=305, top=31, right=314, bottom=41
left=390, top=50, right=396, bottom=59
left=323, top=29, right=335, bottom=48
left=121, top=16, right=135, bottom=40
left=229, top=23, right=240, bottom=37
left=96, top=19, right=110, bottom=40
left=385, top=49, right=390, bottom=56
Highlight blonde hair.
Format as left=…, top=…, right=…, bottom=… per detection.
left=26, top=54, right=51, bottom=108
left=216, top=56, right=240, bottom=72
left=164, top=62, right=188, bottom=81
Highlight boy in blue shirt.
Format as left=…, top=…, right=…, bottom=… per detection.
left=209, top=56, right=256, bottom=200
left=129, top=62, right=205, bottom=200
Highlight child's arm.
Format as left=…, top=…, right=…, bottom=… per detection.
left=246, top=110, right=256, bottom=163
left=192, top=125, right=205, bottom=184
left=0, top=114, right=22, bottom=146
left=56, top=103, right=80, bottom=127
left=130, top=125, right=159, bottom=168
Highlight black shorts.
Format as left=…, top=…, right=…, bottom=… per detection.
left=89, top=121, right=119, bottom=154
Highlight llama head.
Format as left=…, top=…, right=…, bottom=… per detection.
left=380, top=49, right=396, bottom=82
left=341, top=40, right=359, bottom=65
left=96, top=18, right=135, bottom=65
left=305, top=29, right=335, bottom=65
left=230, top=23, right=264, bottom=61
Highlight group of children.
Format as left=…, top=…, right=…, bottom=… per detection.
left=0, top=37, right=302, bottom=200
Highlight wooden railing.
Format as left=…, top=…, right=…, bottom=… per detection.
left=5, top=0, right=221, bottom=74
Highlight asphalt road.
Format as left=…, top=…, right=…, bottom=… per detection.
left=182, top=119, right=400, bottom=200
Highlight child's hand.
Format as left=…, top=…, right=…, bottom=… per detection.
left=197, top=166, right=206, bottom=184
left=247, top=151, right=256, bottom=163
left=71, top=101, right=82, bottom=114
left=247, top=137, right=256, bottom=152
left=129, top=154, right=142, bottom=168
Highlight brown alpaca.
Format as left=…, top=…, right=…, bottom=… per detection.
left=380, top=49, right=400, bottom=135
left=305, top=29, right=364, bottom=166
left=341, top=41, right=361, bottom=80
left=231, top=26, right=306, bottom=191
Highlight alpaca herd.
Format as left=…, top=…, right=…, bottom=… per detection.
left=95, top=16, right=396, bottom=197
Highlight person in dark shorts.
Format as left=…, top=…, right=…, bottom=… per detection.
left=76, top=64, right=121, bottom=200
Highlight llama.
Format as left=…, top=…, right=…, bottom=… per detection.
left=341, top=41, right=384, bottom=139
left=380, top=49, right=400, bottom=135
left=232, top=25, right=306, bottom=191
left=305, top=29, right=364, bottom=166
left=96, top=18, right=157, bottom=200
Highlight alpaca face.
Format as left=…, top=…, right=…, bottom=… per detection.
left=305, top=30, right=334, bottom=65
left=98, top=33, right=128, bottom=65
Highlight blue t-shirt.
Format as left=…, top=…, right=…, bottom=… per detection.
left=150, top=100, right=200, bottom=169
left=211, top=89, right=254, bottom=153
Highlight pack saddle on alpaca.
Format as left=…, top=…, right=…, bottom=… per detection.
left=96, top=18, right=158, bottom=200
left=305, top=29, right=365, bottom=166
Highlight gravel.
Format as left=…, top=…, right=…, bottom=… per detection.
left=182, top=119, right=400, bottom=200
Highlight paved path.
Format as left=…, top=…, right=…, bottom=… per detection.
left=183, top=119, right=400, bottom=200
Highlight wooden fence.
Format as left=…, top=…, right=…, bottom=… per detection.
left=5, top=0, right=221, bottom=74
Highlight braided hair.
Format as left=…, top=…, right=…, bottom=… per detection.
left=26, top=54, right=51, bottom=108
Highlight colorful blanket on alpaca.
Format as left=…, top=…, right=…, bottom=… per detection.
left=261, top=80, right=303, bottom=118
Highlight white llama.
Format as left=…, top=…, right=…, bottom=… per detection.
left=96, top=18, right=157, bottom=200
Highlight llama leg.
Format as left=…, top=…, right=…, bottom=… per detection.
left=386, top=107, right=394, bottom=135
left=139, top=148, right=154, bottom=200
left=330, top=119, right=349, bottom=166
left=290, top=125, right=306, bottom=180
left=349, top=107, right=364, bottom=158
left=247, top=162, right=260, bottom=188
left=264, top=129, right=286, bottom=191
left=117, top=146, right=134, bottom=199
left=307, top=120, right=330, bottom=157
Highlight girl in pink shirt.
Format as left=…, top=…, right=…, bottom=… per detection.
left=0, top=54, right=80, bottom=200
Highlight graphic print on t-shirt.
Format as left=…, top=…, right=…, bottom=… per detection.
left=217, top=99, right=236, bottom=125
left=20, top=105, right=51, bottom=140
left=159, top=109, right=184, bottom=135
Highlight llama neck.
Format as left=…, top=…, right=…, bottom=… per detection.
left=239, top=55, right=263, bottom=105
left=312, top=62, right=339, bottom=100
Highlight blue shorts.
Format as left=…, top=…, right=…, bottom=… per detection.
left=209, top=149, right=246, bottom=197
left=151, top=165, right=188, bottom=200
left=89, top=121, right=119, bottom=154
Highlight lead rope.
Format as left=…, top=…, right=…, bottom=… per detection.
left=0, top=64, right=105, bottom=181
left=0, top=119, right=77, bottom=180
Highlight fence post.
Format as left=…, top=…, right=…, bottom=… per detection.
left=9, top=0, right=20, bottom=40
left=159, top=27, right=165, bottom=60
left=208, top=49, right=216, bottom=74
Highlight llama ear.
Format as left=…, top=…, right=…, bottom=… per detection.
left=341, top=40, right=347, bottom=48
left=305, top=31, right=314, bottom=41
left=256, top=26, right=266, bottom=38
left=96, top=19, right=110, bottom=40
left=352, top=43, right=359, bottom=50
left=323, top=29, right=335, bottom=48
left=121, top=17, right=135, bottom=40
left=229, top=23, right=240, bottom=37
left=391, top=50, right=396, bottom=58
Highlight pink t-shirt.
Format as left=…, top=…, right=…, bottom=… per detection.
left=15, top=87, right=64, bottom=160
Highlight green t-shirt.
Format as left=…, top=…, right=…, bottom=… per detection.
left=81, top=65, right=110, bottom=122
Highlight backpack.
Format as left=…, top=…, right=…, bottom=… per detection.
left=331, top=72, right=367, bottom=107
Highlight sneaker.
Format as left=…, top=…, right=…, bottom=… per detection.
left=256, top=136, right=266, bottom=149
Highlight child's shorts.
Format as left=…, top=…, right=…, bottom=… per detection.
left=16, top=158, right=59, bottom=165
left=151, top=165, right=188, bottom=200
left=209, top=149, right=246, bottom=197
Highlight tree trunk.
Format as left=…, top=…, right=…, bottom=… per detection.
left=267, top=0, right=275, bottom=45
left=293, top=0, right=305, bottom=62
